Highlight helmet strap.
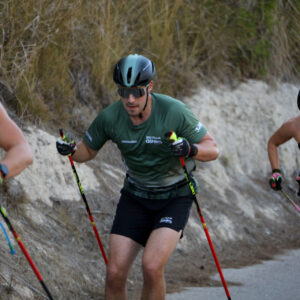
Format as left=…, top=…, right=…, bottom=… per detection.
left=139, top=86, right=150, bottom=119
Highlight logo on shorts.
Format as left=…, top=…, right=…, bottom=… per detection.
left=160, top=217, right=173, bottom=224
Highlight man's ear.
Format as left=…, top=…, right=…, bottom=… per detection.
left=148, top=81, right=153, bottom=92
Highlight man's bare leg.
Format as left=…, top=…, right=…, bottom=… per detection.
left=105, top=234, right=142, bottom=300
left=141, top=228, right=181, bottom=300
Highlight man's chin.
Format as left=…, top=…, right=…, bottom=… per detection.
left=127, top=110, right=141, bottom=117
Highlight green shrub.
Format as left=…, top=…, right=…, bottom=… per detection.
left=0, top=0, right=299, bottom=126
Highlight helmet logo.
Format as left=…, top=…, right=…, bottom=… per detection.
left=142, top=61, right=151, bottom=72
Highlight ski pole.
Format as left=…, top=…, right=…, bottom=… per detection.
left=59, top=129, right=108, bottom=265
left=0, top=221, right=15, bottom=254
left=296, top=174, right=300, bottom=197
left=280, top=189, right=300, bottom=213
left=0, top=205, right=54, bottom=300
left=166, top=131, right=232, bottom=300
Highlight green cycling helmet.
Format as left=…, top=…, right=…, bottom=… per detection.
left=113, top=54, right=156, bottom=87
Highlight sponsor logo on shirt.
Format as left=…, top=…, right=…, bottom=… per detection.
left=121, top=140, right=137, bottom=143
left=85, top=131, right=93, bottom=142
left=160, top=217, right=173, bottom=224
left=145, top=136, right=162, bottom=144
left=195, top=122, right=203, bottom=133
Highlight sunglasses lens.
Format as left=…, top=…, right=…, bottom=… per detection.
left=118, top=87, right=146, bottom=98
left=133, top=88, right=145, bottom=98
left=117, top=88, right=128, bottom=98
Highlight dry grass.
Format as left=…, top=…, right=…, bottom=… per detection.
left=0, top=0, right=299, bottom=126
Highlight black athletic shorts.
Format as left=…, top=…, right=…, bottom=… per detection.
left=111, top=189, right=194, bottom=247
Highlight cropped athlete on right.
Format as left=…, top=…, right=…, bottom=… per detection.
left=267, top=90, right=300, bottom=193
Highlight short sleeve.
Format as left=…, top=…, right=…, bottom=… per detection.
left=83, top=113, right=109, bottom=150
left=175, top=103, right=207, bottom=143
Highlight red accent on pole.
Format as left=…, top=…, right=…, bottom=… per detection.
left=195, top=202, right=231, bottom=299
left=0, top=210, right=54, bottom=299
left=89, top=213, right=108, bottom=264
left=281, top=190, right=300, bottom=212
left=180, top=157, right=185, bottom=167
left=16, top=235, right=43, bottom=281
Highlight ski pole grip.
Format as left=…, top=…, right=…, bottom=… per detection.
left=165, top=131, right=178, bottom=142
left=59, top=128, right=68, bottom=142
left=59, top=128, right=64, bottom=138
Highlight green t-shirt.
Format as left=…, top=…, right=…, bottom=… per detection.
left=83, top=93, right=207, bottom=199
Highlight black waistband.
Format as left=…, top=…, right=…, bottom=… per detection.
left=125, top=174, right=189, bottom=193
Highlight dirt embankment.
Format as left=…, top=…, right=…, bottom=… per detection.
left=0, top=80, right=299, bottom=300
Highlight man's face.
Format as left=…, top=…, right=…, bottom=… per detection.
left=119, top=82, right=153, bottom=117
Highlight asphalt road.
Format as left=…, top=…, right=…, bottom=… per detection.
left=166, top=249, right=300, bottom=300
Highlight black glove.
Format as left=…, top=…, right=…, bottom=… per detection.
left=269, top=169, right=282, bottom=191
left=56, top=136, right=77, bottom=156
left=169, top=137, right=198, bottom=158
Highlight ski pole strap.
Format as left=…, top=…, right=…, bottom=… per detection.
left=180, top=156, right=196, bottom=196
left=165, top=131, right=196, bottom=196
left=0, top=221, right=15, bottom=254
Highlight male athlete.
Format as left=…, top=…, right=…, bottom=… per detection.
left=57, top=54, right=219, bottom=300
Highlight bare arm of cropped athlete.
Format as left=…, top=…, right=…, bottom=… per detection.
left=268, top=116, right=300, bottom=170
left=0, top=103, right=33, bottom=179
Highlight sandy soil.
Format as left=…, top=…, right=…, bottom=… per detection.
left=0, top=80, right=299, bottom=300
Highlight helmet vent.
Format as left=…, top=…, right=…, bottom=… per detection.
left=135, top=73, right=141, bottom=86
left=119, top=72, right=124, bottom=85
left=127, top=67, right=132, bottom=84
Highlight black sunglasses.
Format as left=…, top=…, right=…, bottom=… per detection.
left=117, top=86, right=148, bottom=98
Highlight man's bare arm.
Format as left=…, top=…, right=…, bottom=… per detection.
left=193, top=132, right=219, bottom=162
left=71, top=141, right=98, bottom=163
left=267, top=120, right=295, bottom=170
left=0, top=103, right=33, bottom=178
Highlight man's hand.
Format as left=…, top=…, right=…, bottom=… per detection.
left=56, top=136, right=77, bottom=156
left=169, top=137, right=198, bottom=158
left=269, top=169, right=282, bottom=191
